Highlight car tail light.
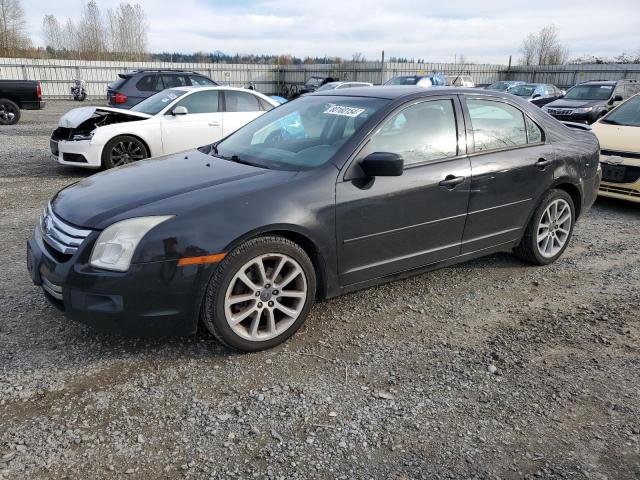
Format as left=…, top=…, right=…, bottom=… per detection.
left=36, top=82, right=42, bottom=99
left=113, top=92, right=127, bottom=104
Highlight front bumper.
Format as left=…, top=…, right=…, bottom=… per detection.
left=27, top=225, right=209, bottom=336
left=50, top=139, right=103, bottom=168
left=598, top=157, right=640, bottom=203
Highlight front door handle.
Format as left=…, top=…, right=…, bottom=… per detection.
left=439, top=175, right=465, bottom=189
left=536, top=158, right=553, bottom=170
left=208, top=121, right=220, bottom=127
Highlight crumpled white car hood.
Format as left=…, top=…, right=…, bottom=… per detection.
left=58, top=107, right=151, bottom=128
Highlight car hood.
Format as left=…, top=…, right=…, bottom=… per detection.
left=58, top=106, right=151, bottom=128
left=592, top=122, right=640, bottom=153
left=545, top=99, right=605, bottom=109
left=52, top=149, right=294, bottom=229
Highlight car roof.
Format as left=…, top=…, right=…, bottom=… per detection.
left=312, top=86, right=481, bottom=99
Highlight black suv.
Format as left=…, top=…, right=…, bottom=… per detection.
left=542, top=79, right=640, bottom=124
left=107, top=69, right=219, bottom=108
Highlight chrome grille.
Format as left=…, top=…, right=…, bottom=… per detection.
left=548, top=108, right=574, bottom=116
left=40, top=203, right=92, bottom=255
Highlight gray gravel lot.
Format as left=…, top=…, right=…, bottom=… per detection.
left=1, top=101, right=639, bottom=479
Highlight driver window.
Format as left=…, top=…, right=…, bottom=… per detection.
left=175, top=91, right=219, bottom=114
left=363, top=99, right=458, bottom=166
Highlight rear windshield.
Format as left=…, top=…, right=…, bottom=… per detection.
left=601, top=95, right=640, bottom=127
left=211, top=96, right=388, bottom=171
left=108, top=78, right=127, bottom=90
left=509, top=85, right=536, bottom=97
left=130, top=89, right=186, bottom=115
left=384, top=76, right=418, bottom=86
left=564, top=84, right=613, bottom=101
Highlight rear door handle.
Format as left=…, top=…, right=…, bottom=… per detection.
left=439, top=175, right=465, bottom=189
left=208, top=121, right=220, bottom=127
left=536, top=158, right=553, bottom=170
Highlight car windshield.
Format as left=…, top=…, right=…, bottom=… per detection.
left=304, top=77, right=324, bottom=88
left=384, top=76, right=418, bottom=86
left=601, top=95, right=640, bottom=127
left=509, top=85, right=537, bottom=97
left=130, top=89, right=187, bottom=115
left=563, top=84, right=613, bottom=101
left=210, top=96, right=388, bottom=171
left=487, top=82, right=509, bottom=91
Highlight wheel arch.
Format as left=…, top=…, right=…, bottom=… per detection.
left=552, top=181, right=582, bottom=219
left=0, top=95, right=22, bottom=108
left=223, top=225, right=329, bottom=299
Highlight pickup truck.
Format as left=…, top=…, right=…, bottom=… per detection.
left=0, top=80, right=45, bottom=125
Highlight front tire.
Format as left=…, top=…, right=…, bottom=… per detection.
left=101, top=135, right=149, bottom=169
left=0, top=98, right=20, bottom=125
left=515, top=189, right=575, bottom=265
left=201, top=236, right=316, bottom=352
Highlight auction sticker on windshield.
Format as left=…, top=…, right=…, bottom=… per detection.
left=324, top=104, right=365, bottom=117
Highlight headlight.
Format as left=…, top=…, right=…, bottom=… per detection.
left=573, top=107, right=594, bottom=114
left=72, top=131, right=94, bottom=141
left=90, top=216, right=173, bottom=272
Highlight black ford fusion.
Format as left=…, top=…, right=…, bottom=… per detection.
left=28, top=87, right=602, bottom=351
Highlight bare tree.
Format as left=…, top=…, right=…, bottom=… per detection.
left=42, top=2, right=148, bottom=61
left=519, top=24, right=568, bottom=66
left=0, top=0, right=31, bottom=56
left=351, top=52, right=365, bottom=62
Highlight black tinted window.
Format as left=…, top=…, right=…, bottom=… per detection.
left=176, top=91, right=220, bottom=114
left=225, top=91, right=261, bottom=112
left=136, top=75, right=163, bottom=92
left=161, top=75, right=189, bottom=88
left=190, top=76, right=216, bottom=86
left=366, top=99, right=458, bottom=166
left=467, top=99, right=527, bottom=152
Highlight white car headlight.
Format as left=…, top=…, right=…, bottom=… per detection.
left=574, top=107, right=593, bottom=114
left=90, top=216, right=173, bottom=272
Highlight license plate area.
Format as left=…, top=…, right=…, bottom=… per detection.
left=602, top=164, right=626, bottom=182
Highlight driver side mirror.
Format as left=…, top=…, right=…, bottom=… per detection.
left=613, top=95, right=623, bottom=102
left=172, top=106, right=188, bottom=115
left=360, top=152, right=404, bottom=177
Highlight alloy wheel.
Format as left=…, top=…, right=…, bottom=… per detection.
left=224, top=253, right=307, bottom=341
left=536, top=198, right=572, bottom=258
left=110, top=140, right=146, bottom=166
left=0, top=103, right=17, bottom=124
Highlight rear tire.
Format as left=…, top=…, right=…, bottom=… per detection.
left=515, top=189, right=575, bottom=265
left=101, top=135, right=149, bottom=169
left=0, top=98, right=20, bottom=125
left=201, top=236, right=316, bottom=352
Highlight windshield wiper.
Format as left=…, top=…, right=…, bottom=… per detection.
left=600, top=118, right=622, bottom=125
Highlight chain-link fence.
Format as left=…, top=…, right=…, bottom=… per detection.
left=2, top=57, right=639, bottom=99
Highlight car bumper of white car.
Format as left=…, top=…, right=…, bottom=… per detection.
left=51, top=139, right=103, bottom=169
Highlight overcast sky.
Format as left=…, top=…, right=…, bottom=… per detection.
left=23, top=0, right=640, bottom=63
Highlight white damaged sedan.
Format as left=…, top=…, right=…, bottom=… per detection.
left=50, top=86, right=279, bottom=169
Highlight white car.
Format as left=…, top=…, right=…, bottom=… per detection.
left=50, top=86, right=279, bottom=169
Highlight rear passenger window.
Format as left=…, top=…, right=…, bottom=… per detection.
left=190, top=76, right=216, bottom=86
left=225, top=91, right=261, bottom=112
left=525, top=117, right=543, bottom=144
left=136, top=75, right=163, bottom=92
left=161, top=75, right=188, bottom=88
left=467, top=99, right=527, bottom=152
left=366, top=99, right=458, bottom=166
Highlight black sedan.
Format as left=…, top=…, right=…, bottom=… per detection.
left=27, top=87, right=602, bottom=351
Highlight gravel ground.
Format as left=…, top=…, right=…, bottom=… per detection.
left=1, top=101, right=639, bottom=480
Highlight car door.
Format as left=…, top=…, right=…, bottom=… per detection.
left=221, top=90, right=265, bottom=136
left=460, top=97, right=555, bottom=253
left=335, top=97, right=471, bottom=286
left=160, top=90, right=223, bottom=154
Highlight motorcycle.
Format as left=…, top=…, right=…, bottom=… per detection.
left=71, top=79, right=87, bottom=101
